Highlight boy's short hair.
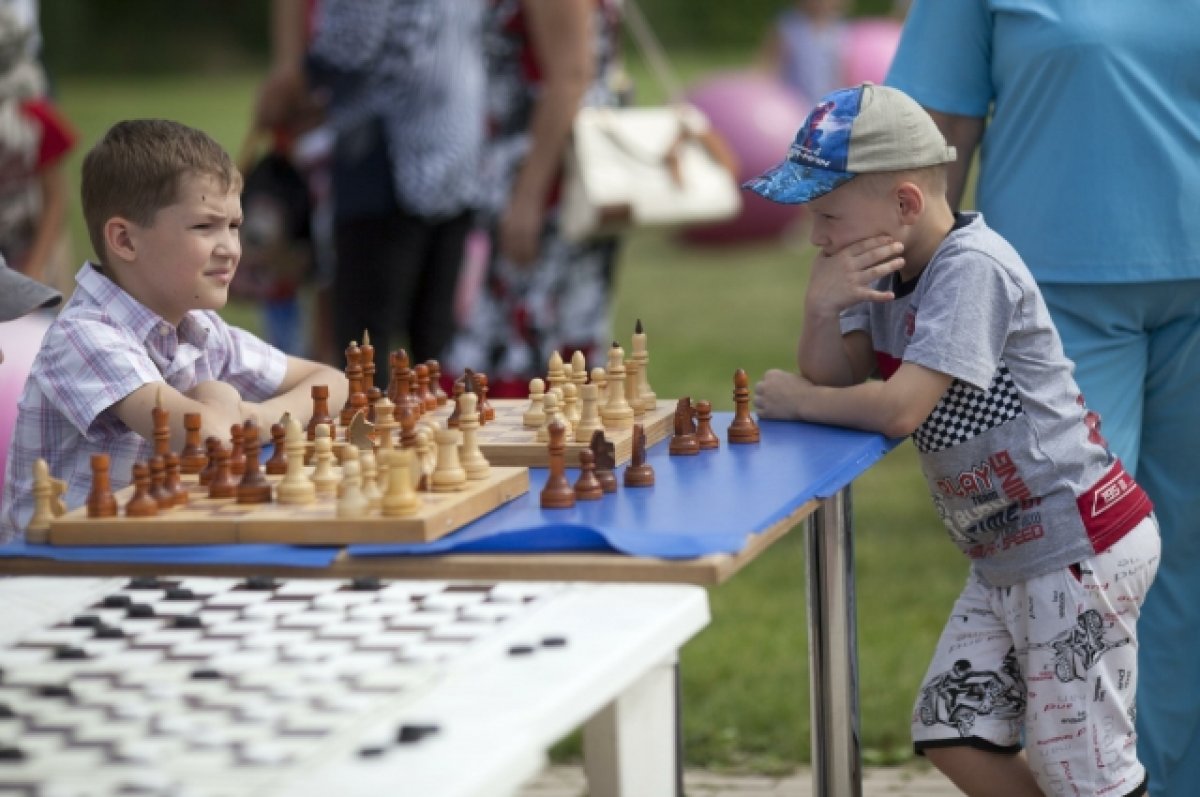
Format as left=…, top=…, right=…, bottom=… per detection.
left=81, top=119, right=242, bottom=264
left=744, top=82, right=956, bottom=205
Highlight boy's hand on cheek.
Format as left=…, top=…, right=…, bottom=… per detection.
left=807, top=235, right=905, bottom=316
left=754, top=369, right=815, bottom=421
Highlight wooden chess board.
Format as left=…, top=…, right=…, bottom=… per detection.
left=446, top=398, right=675, bottom=468
left=46, top=466, right=529, bottom=547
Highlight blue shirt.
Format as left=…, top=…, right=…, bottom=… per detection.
left=886, top=0, right=1200, bottom=284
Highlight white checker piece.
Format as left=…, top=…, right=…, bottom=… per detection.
left=0, top=575, right=710, bottom=797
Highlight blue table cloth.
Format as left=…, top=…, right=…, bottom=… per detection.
left=0, top=415, right=898, bottom=566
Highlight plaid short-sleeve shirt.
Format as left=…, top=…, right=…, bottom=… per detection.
left=1, top=262, right=287, bottom=541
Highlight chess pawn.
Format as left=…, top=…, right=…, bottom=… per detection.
left=728, top=368, right=761, bottom=444
left=456, top=392, right=490, bottom=480
left=198, top=436, right=221, bottom=486
left=164, top=453, right=189, bottom=507
left=540, top=420, right=575, bottom=509
left=632, top=318, right=657, bottom=411
left=695, top=399, right=720, bottom=450
left=414, top=363, right=436, bottom=412
left=574, top=383, right=603, bottom=441
left=562, top=382, right=581, bottom=429
left=125, top=461, right=160, bottom=517
left=574, top=448, right=604, bottom=501
left=600, top=342, right=634, bottom=430
left=523, top=378, right=547, bottom=429
left=228, top=423, right=246, bottom=476
left=276, top=416, right=316, bottom=505
left=207, top=447, right=238, bottom=499
left=476, top=372, right=495, bottom=423
left=570, top=350, right=588, bottom=392
left=86, top=453, right=118, bottom=518
left=381, top=449, right=421, bottom=517
left=414, top=427, right=436, bottom=491
left=311, top=423, right=340, bottom=498
left=374, top=396, right=397, bottom=452
left=547, top=350, right=567, bottom=395
left=669, top=397, right=700, bottom=456
left=425, top=359, right=449, bottom=405
left=431, top=426, right=467, bottom=492
left=265, top=422, right=288, bottom=475
left=148, top=456, right=174, bottom=509
left=337, top=457, right=370, bottom=518
left=536, top=391, right=564, bottom=443
left=180, top=412, right=207, bottom=473
left=359, top=448, right=383, bottom=511
left=236, top=423, right=273, bottom=504
left=590, top=366, right=608, bottom=404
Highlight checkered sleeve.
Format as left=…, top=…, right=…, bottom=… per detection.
left=33, top=313, right=163, bottom=438
left=209, top=320, right=288, bottom=402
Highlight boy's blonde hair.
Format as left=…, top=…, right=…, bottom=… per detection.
left=81, top=119, right=242, bottom=265
left=853, top=164, right=949, bottom=200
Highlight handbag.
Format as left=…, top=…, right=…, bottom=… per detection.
left=558, top=1, right=742, bottom=243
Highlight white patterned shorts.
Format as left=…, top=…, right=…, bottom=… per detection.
left=912, top=515, right=1159, bottom=796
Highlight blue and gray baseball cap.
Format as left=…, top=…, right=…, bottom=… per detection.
left=0, top=256, right=61, bottom=322
left=744, top=82, right=957, bottom=205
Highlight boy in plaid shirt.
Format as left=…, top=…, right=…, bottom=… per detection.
left=1, top=119, right=347, bottom=540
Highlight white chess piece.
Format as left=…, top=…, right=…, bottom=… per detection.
left=310, top=423, right=340, bottom=498
left=457, top=393, right=491, bottom=480
left=431, top=427, right=467, bottom=492
left=381, top=449, right=420, bottom=517
left=600, top=343, right=634, bottom=430
left=336, top=457, right=369, bottom=518
left=523, top=378, right=547, bottom=429
left=575, top=382, right=603, bottom=441
left=277, top=417, right=316, bottom=505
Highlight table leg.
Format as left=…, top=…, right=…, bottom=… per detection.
left=582, top=655, right=679, bottom=797
left=805, top=488, right=863, bottom=797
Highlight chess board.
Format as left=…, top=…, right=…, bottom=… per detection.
left=46, top=467, right=529, bottom=547
left=453, top=398, right=675, bottom=468
left=0, top=575, right=710, bottom=797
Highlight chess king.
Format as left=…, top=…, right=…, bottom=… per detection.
left=1, top=119, right=346, bottom=541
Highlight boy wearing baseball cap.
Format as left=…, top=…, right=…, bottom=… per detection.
left=750, top=83, right=1157, bottom=796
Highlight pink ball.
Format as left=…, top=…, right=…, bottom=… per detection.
left=841, top=17, right=903, bottom=87
left=681, top=72, right=809, bottom=246
left=0, top=313, right=52, bottom=493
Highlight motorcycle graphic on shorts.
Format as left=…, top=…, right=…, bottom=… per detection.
left=918, top=651, right=1025, bottom=737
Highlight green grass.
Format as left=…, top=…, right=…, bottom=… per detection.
left=56, top=71, right=963, bottom=773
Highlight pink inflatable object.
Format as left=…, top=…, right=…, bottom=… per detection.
left=681, top=72, right=809, bottom=245
left=0, top=313, right=52, bottom=493
left=841, top=17, right=903, bottom=87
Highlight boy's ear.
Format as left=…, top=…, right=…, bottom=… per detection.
left=896, top=182, right=925, bottom=224
left=103, top=217, right=138, bottom=264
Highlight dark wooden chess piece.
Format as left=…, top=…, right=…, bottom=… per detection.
left=589, top=429, right=618, bottom=494
left=341, top=340, right=366, bottom=426
left=148, top=456, right=173, bottom=509
left=446, top=378, right=466, bottom=428
left=307, top=384, right=334, bottom=442
left=695, top=399, right=720, bottom=449
left=265, top=422, right=288, bottom=475
left=669, top=397, right=699, bottom=456
left=151, top=394, right=170, bottom=460
left=125, top=462, right=159, bottom=517
left=86, top=453, right=118, bottom=518
left=180, top=412, right=208, bottom=473
left=623, top=424, right=655, bottom=487
left=414, top=363, right=436, bottom=412
left=236, top=421, right=273, bottom=504
left=164, top=453, right=189, bottom=507
left=574, top=448, right=604, bottom=501
left=476, top=372, right=495, bottom=423
left=728, top=368, right=761, bottom=444
left=228, top=423, right=246, bottom=476
left=359, top=331, right=376, bottom=390
left=426, top=359, right=448, bottom=405
left=198, top=437, right=220, bottom=486
left=540, top=420, right=576, bottom=509
left=207, top=446, right=237, bottom=499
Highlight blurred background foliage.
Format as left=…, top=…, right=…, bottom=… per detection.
left=40, top=0, right=897, bottom=77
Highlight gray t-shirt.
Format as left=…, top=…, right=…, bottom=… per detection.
left=841, top=213, right=1152, bottom=586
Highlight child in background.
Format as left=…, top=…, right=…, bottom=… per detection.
left=0, top=119, right=347, bottom=541
left=0, top=6, right=75, bottom=294
left=749, top=83, right=1157, bottom=796
left=757, top=0, right=848, bottom=104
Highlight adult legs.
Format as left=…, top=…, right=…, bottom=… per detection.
left=1043, top=281, right=1200, bottom=793
left=409, top=210, right=471, bottom=364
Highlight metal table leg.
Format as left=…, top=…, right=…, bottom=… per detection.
left=805, top=488, right=862, bottom=797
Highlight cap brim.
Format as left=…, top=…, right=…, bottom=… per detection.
left=0, top=266, right=62, bottom=322
left=742, top=160, right=855, bottom=205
